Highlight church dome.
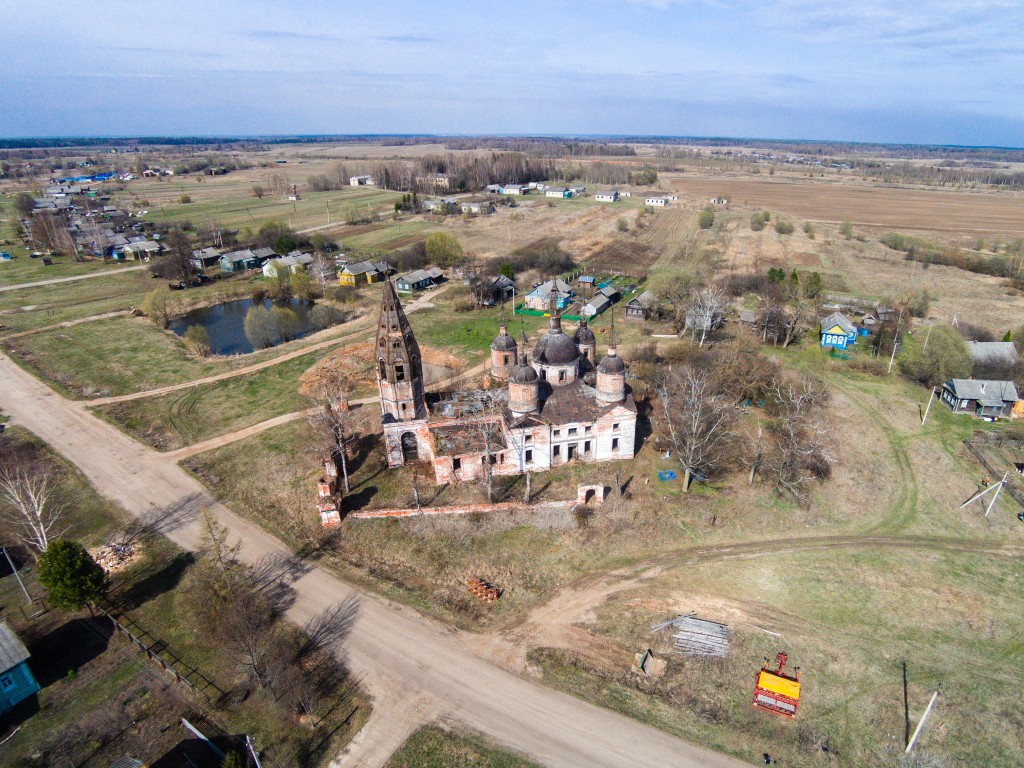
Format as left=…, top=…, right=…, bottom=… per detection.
left=490, top=325, right=518, bottom=352
left=573, top=319, right=596, bottom=345
left=597, top=346, right=625, bottom=374
left=509, top=361, right=539, bottom=384
left=531, top=315, right=580, bottom=366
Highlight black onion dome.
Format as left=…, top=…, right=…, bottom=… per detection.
left=597, top=347, right=625, bottom=374
left=509, top=362, right=538, bottom=384
left=573, top=319, right=596, bottom=345
left=531, top=330, right=580, bottom=366
left=491, top=327, right=518, bottom=352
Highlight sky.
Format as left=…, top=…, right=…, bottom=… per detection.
left=2, top=0, right=1023, bottom=145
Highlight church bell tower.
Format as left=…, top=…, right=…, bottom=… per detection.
left=376, top=277, right=425, bottom=422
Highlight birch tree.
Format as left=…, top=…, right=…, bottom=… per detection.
left=685, top=285, right=725, bottom=346
left=656, top=366, right=736, bottom=492
left=0, top=463, right=67, bottom=557
left=762, top=376, right=836, bottom=503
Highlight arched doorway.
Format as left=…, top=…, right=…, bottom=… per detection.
left=401, top=432, right=418, bottom=462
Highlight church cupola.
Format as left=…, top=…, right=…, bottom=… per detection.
left=596, top=345, right=626, bottom=404
left=573, top=318, right=597, bottom=368
left=509, top=330, right=539, bottom=417
left=376, top=277, right=425, bottom=421
left=489, top=323, right=518, bottom=380
left=531, top=312, right=580, bottom=386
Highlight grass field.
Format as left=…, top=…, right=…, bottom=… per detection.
left=534, top=542, right=1024, bottom=768
left=0, top=269, right=156, bottom=334
left=120, top=181, right=403, bottom=234
left=93, top=347, right=336, bottom=449
left=384, top=726, right=543, bottom=768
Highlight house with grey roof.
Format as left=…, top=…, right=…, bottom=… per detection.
left=941, top=378, right=1019, bottom=418
left=0, top=620, right=40, bottom=713
left=967, top=341, right=1019, bottom=375
left=624, top=290, right=656, bottom=321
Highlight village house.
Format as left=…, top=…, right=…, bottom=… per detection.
left=967, top=341, right=1019, bottom=376
left=0, top=621, right=40, bottom=714
left=121, top=240, right=162, bottom=261
left=524, top=278, right=573, bottom=311
left=263, top=252, right=314, bottom=278
left=819, top=311, right=857, bottom=350
left=189, top=247, right=222, bottom=271
left=349, top=175, right=375, bottom=186
left=569, top=185, right=586, bottom=196
left=645, top=195, right=670, bottom=207
left=422, top=198, right=458, bottom=213
left=545, top=187, right=572, bottom=199
left=338, top=260, right=383, bottom=286
left=594, top=190, right=619, bottom=203
left=415, top=173, right=450, bottom=190
left=487, top=274, right=515, bottom=304
left=395, top=267, right=444, bottom=293
left=375, top=279, right=637, bottom=484
left=583, top=293, right=612, bottom=318
left=219, top=249, right=263, bottom=273
left=499, top=184, right=527, bottom=195
left=941, top=379, right=1019, bottom=419
left=624, top=290, right=656, bottom=321
left=461, top=200, right=495, bottom=215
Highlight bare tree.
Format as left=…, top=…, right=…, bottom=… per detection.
left=684, top=285, right=725, bottom=346
left=656, top=366, right=736, bottom=492
left=781, top=274, right=814, bottom=348
left=0, top=463, right=66, bottom=557
left=150, top=228, right=196, bottom=283
left=762, top=376, right=836, bottom=503
left=32, top=210, right=78, bottom=259
left=309, top=254, right=338, bottom=288
left=305, top=371, right=355, bottom=493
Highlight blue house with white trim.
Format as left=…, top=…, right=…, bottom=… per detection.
left=819, top=312, right=857, bottom=350
left=0, top=620, right=40, bottom=713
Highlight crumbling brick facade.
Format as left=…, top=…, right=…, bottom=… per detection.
left=372, top=278, right=638, bottom=486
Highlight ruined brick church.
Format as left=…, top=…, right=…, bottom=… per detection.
left=376, top=277, right=637, bottom=484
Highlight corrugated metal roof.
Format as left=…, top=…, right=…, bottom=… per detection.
left=967, top=341, right=1018, bottom=366
left=945, top=378, right=1019, bottom=402
left=0, top=621, right=30, bottom=671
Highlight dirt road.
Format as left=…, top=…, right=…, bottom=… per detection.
left=0, top=352, right=747, bottom=768
left=0, top=264, right=148, bottom=293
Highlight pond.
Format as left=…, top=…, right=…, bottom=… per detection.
left=169, top=298, right=321, bottom=355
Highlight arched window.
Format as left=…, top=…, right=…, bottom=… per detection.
left=395, top=361, right=406, bottom=382
left=378, top=358, right=387, bottom=380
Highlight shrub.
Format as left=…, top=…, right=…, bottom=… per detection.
left=506, top=238, right=575, bottom=274
left=617, top=217, right=629, bottom=232
left=244, top=305, right=279, bottom=349
left=803, top=222, right=815, bottom=238
left=750, top=212, right=766, bottom=231
left=839, top=220, right=854, bottom=239
left=698, top=208, right=715, bottom=229
left=774, top=218, right=795, bottom=235
left=179, top=194, right=192, bottom=204
left=425, top=231, right=464, bottom=267
left=140, top=289, right=171, bottom=328
left=184, top=325, right=212, bottom=357
left=898, top=323, right=970, bottom=386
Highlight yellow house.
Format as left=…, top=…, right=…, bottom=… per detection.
left=339, top=260, right=383, bottom=286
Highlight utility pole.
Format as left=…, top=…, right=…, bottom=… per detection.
left=906, top=689, right=940, bottom=753
left=887, top=311, right=902, bottom=374
left=902, top=661, right=910, bottom=748
left=985, top=472, right=1008, bottom=517
left=921, top=387, right=937, bottom=426
left=1, top=547, right=32, bottom=604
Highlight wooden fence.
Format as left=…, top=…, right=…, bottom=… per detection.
left=96, top=605, right=223, bottom=701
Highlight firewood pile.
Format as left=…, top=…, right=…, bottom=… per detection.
left=90, top=542, right=141, bottom=574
